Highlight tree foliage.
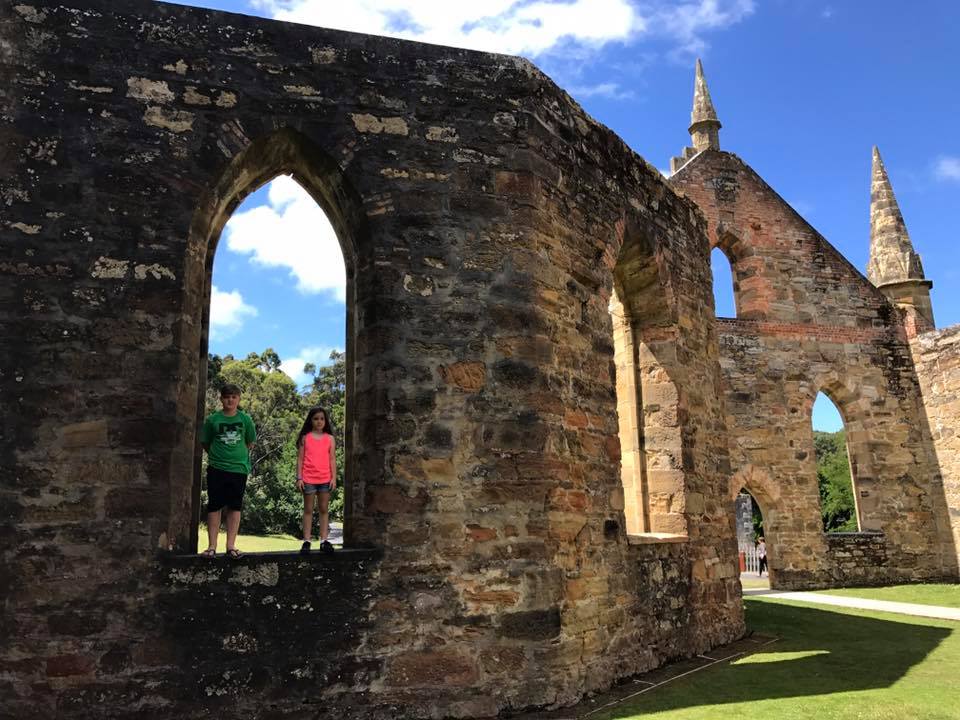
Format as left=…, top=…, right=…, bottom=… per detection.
left=202, top=348, right=346, bottom=536
left=813, top=429, right=859, bottom=532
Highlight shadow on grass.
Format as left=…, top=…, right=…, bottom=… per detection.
left=596, top=599, right=954, bottom=719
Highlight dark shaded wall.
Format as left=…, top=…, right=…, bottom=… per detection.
left=670, top=150, right=958, bottom=590
left=0, top=1, right=741, bottom=717
left=911, top=325, right=960, bottom=565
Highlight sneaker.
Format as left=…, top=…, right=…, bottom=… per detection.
left=299, top=541, right=311, bottom=555
left=320, top=540, right=334, bottom=554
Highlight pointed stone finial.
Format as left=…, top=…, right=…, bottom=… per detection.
left=867, top=146, right=934, bottom=334
left=688, top=58, right=721, bottom=151
left=867, top=146, right=925, bottom=286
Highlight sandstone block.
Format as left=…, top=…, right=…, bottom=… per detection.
left=386, top=648, right=479, bottom=687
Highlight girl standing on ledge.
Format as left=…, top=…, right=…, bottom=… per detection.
left=296, top=407, right=337, bottom=554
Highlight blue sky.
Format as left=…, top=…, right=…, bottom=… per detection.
left=175, top=0, right=959, bottom=432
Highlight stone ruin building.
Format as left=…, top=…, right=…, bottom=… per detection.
left=0, top=1, right=957, bottom=718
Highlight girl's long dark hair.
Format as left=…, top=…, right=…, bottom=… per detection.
left=297, top=407, right=334, bottom=447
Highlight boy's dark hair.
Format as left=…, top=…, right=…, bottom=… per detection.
left=220, top=383, right=242, bottom=397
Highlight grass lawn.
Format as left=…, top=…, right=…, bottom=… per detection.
left=815, top=584, right=960, bottom=609
left=197, top=531, right=302, bottom=553
left=590, top=597, right=960, bottom=720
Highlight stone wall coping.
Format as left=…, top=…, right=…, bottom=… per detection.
left=159, top=548, right=382, bottom=567
left=627, top=533, right=690, bottom=545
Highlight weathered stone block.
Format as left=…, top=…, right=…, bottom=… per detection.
left=498, top=608, right=561, bottom=641
left=386, top=648, right=479, bottom=687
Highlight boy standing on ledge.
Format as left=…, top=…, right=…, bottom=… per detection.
left=199, top=383, right=256, bottom=559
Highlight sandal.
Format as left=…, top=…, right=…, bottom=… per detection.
left=199, top=547, right=216, bottom=558
left=226, top=548, right=245, bottom=559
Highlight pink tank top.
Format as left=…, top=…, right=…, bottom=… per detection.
left=302, top=432, right=333, bottom=484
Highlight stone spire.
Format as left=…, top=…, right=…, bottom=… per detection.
left=689, top=58, right=721, bottom=152
left=669, top=59, right=722, bottom=174
left=866, top=146, right=934, bottom=334
left=867, top=146, right=924, bottom=285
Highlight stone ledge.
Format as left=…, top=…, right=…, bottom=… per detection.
left=825, top=531, right=885, bottom=539
left=627, top=533, right=689, bottom=545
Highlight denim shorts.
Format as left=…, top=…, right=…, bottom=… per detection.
left=303, top=482, right=331, bottom=495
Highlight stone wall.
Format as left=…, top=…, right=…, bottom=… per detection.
left=911, top=324, right=960, bottom=565
left=735, top=493, right=753, bottom=548
left=0, top=1, right=743, bottom=717
left=670, top=150, right=958, bottom=590
left=824, top=532, right=889, bottom=587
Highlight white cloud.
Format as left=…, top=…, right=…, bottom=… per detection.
left=280, top=345, right=342, bottom=388
left=251, top=0, right=753, bottom=60
left=934, top=156, right=960, bottom=182
left=223, top=175, right=346, bottom=299
left=654, top=0, right=755, bottom=58
left=210, top=285, right=258, bottom=340
left=567, top=81, right=635, bottom=100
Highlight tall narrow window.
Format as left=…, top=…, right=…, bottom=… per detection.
left=812, top=392, right=859, bottom=532
left=611, top=231, right=686, bottom=538
left=199, top=175, right=348, bottom=552
left=711, top=246, right=736, bottom=318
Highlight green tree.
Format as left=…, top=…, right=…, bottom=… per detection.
left=751, top=498, right=764, bottom=540
left=813, top=430, right=859, bottom=532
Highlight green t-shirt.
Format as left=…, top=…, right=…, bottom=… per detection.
left=201, top=410, right=256, bottom=474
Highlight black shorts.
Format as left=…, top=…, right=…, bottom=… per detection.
left=206, top=466, right=248, bottom=512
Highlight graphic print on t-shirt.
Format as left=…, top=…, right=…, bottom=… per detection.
left=218, top=422, right=244, bottom=446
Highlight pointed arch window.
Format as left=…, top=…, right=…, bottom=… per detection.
left=197, top=174, right=348, bottom=551
left=167, top=128, right=367, bottom=553
left=812, top=392, right=860, bottom=533
left=711, top=246, right=736, bottom=318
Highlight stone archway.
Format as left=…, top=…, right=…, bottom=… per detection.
left=730, top=464, right=783, bottom=586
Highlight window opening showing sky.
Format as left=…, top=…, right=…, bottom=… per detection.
left=812, top=392, right=844, bottom=433
left=711, top=247, right=735, bottom=318
left=210, top=176, right=346, bottom=387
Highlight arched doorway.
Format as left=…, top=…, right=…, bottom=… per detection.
left=730, top=465, right=782, bottom=588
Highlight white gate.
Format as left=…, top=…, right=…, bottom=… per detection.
left=739, top=543, right=760, bottom=574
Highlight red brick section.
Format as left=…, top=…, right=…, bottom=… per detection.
left=717, top=318, right=898, bottom=343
